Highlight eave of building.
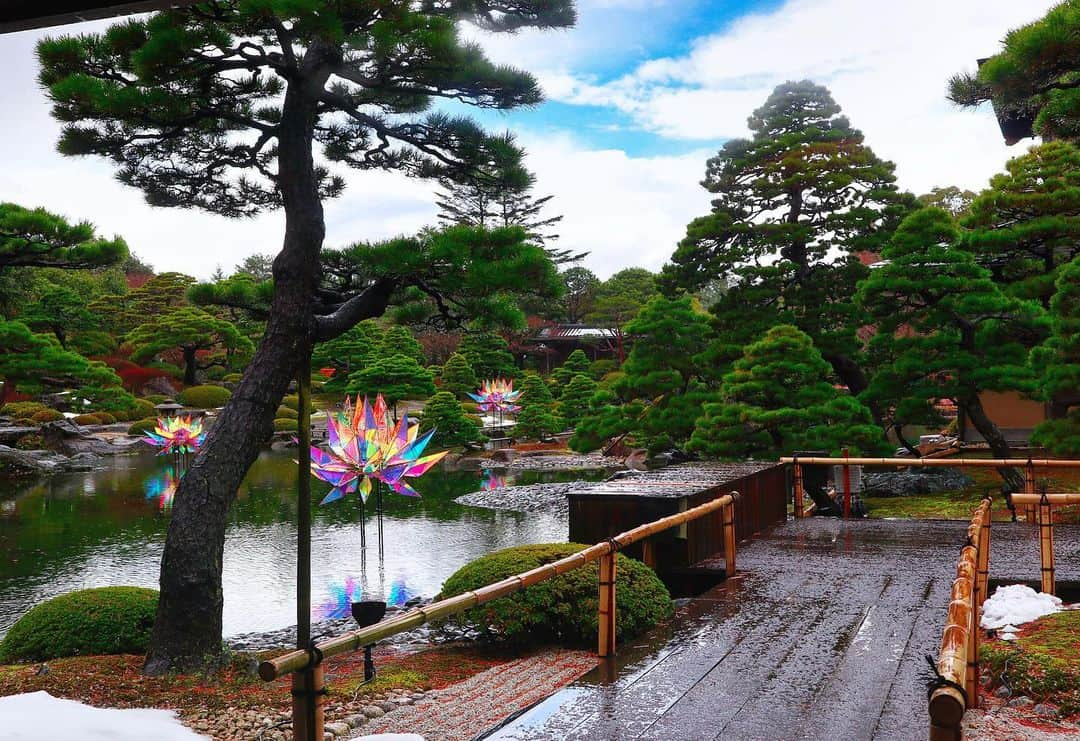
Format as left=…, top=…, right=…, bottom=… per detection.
left=0, top=1, right=196, bottom=34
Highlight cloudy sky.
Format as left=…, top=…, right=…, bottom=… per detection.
left=0, top=0, right=1057, bottom=279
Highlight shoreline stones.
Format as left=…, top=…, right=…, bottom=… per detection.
left=0, top=445, right=103, bottom=477
left=455, top=482, right=582, bottom=517
left=861, top=467, right=974, bottom=497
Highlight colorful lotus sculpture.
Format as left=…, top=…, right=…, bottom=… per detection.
left=310, top=394, right=447, bottom=505
left=469, top=378, right=523, bottom=415
left=144, top=415, right=206, bottom=456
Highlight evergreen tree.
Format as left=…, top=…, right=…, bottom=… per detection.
left=381, top=326, right=425, bottom=365
left=662, top=81, right=914, bottom=396
left=519, top=371, right=554, bottom=406
left=856, top=208, right=1048, bottom=488
left=37, top=0, right=574, bottom=672
left=569, top=390, right=644, bottom=453
left=20, top=285, right=94, bottom=349
left=948, top=1, right=1080, bottom=143
left=128, top=308, right=254, bottom=386
left=459, top=331, right=517, bottom=380
left=90, top=272, right=196, bottom=335
left=1031, top=255, right=1080, bottom=455
left=689, top=325, right=885, bottom=460
left=439, top=352, right=478, bottom=399
left=346, top=354, right=436, bottom=419
left=961, top=142, right=1080, bottom=306
left=551, top=349, right=592, bottom=392
left=0, top=202, right=127, bottom=269
left=557, top=373, right=598, bottom=429
left=918, top=186, right=977, bottom=217
left=514, top=401, right=563, bottom=440
left=586, top=267, right=657, bottom=363
left=421, top=391, right=483, bottom=448
left=233, top=253, right=274, bottom=282
left=310, top=321, right=382, bottom=386
left=0, top=320, right=122, bottom=400
left=559, top=267, right=599, bottom=322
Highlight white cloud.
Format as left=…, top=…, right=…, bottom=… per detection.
left=539, top=0, right=1060, bottom=195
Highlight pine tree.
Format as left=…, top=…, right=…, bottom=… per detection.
left=381, top=326, right=426, bottom=366
left=346, top=354, right=436, bottom=419
left=856, top=208, right=1048, bottom=488
left=310, top=321, right=382, bottom=385
left=586, top=267, right=657, bottom=363
left=519, top=371, right=554, bottom=406
left=128, top=308, right=254, bottom=386
left=557, top=373, right=598, bottom=429
left=514, top=371, right=561, bottom=439
left=19, top=285, right=94, bottom=349
left=688, top=325, right=885, bottom=460
left=421, top=391, right=483, bottom=448
left=961, top=142, right=1080, bottom=306
left=440, top=352, right=479, bottom=399
left=1031, top=256, right=1080, bottom=455
left=0, top=320, right=122, bottom=400
left=559, top=267, right=599, bottom=322
left=662, top=81, right=915, bottom=396
left=948, top=1, right=1080, bottom=143
left=459, top=331, right=517, bottom=380
left=551, top=348, right=592, bottom=392
left=0, top=202, right=127, bottom=269
left=36, top=0, right=574, bottom=672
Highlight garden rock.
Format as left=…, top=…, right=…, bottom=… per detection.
left=40, top=420, right=140, bottom=457
left=0, top=445, right=101, bottom=476
left=861, top=467, right=974, bottom=497
left=0, top=426, right=38, bottom=445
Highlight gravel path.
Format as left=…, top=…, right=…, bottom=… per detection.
left=353, top=650, right=596, bottom=740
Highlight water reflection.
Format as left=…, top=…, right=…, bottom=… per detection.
left=481, top=469, right=511, bottom=491
left=318, top=576, right=363, bottom=619
left=0, top=451, right=611, bottom=638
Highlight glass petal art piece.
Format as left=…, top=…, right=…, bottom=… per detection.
left=143, top=415, right=207, bottom=456
left=468, top=378, right=524, bottom=414
left=310, top=394, right=448, bottom=506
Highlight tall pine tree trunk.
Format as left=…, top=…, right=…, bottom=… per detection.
left=958, top=390, right=1025, bottom=492
left=145, top=71, right=327, bottom=675
left=182, top=347, right=199, bottom=386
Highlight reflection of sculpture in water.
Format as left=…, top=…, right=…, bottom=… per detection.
left=143, top=467, right=179, bottom=511
left=387, top=578, right=415, bottom=608
left=318, top=576, right=363, bottom=619
left=480, top=469, right=510, bottom=491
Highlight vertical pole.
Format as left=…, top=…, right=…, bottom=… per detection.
left=597, top=551, right=617, bottom=658
left=722, top=498, right=737, bottom=576
left=292, top=353, right=323, bottom=741
left=1038, top=496, right=1055, bottom=596
left=842, top=448, right=851, bottom=519
left=793, top=461, right=805, bottom=518
left=1023, top=461, right=1037, bottom=523
left=976, top=506, right=991, bottom=608
left=641, top=540, right=657, bottom=570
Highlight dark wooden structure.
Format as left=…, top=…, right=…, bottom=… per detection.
left=567, top=462, right=787, bottom=584
left=0, top=1, right=195, bottom=34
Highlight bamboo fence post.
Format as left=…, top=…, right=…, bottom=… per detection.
left=929, top=544, right=977, bottom=740
left=722, top=499, right=737, bottom=576
left=1038, top=495, right=1055, bottom=596
left=598, top=552, right=617, bottom=658
left=976, top=504, right=991, bottom=611
left=1023, top=460, right=1037, bottom=523
left=793, top=460, right=805, bottom=518
left=641, top=540, right=657, bottom=570
left=842, top=448, right=852, bottom=519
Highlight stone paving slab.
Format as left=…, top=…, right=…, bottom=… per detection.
left=486, top=518, right=1080, bottom=741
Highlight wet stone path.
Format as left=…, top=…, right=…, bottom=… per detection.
left=486, top=518, right=1080, bottom=741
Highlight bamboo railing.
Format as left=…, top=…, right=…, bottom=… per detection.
left=780, top=456, right=1080, bottom=519
left=929, top=497, right=991, bottom=741
left=261, top=491, right=741, bottom=739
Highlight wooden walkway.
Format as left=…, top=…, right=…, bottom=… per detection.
left=486, top=518, right=1080, bottom=741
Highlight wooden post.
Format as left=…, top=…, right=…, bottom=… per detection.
left=842, top=448, right=851, bottom=519
left=291, top=665, right=324, bottom=741
left=597, top=551, right=617, bottom=658
left=722, top=499, right=737, bottom=576
left=793, top=461, right=805, bottom=518
left=1023, top=461, right=1037, bottom=523
left=976, top=505, right=991, bottom=609
left=641, top=540, right=657, bottom=570
left=1038, top=496, right=1055, bottom=596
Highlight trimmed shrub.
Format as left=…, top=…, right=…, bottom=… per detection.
left=439, top=543, right=672, bottom=646
left=127, top=417, right=159, bottom=435
left=96, top=412, right=118, bottom=425
left=73, top=413, right=105, bottom=425
left=273, top=418, right=299, bottom=432
left=589, top=359, right=618, bottom=379
left=131, top=398, right=155, bottom=419
left=0, top=587, right=158, bottom=662
left=223, top=373, right=243, bottom=384
left=275, top=406, right=299, bottom=420
left=177, top=385, right=232, bottom=409
left=142, top=394, right=168, bottom=404
left=281, top=394, right=315, bottom=413
left=30, top=409, right=65, bottom=424
left=1, top=402, right=48, bottom=418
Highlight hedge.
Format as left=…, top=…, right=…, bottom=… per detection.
left=0, top=587, right=159, bottom=662
left=177, top=385, right=232, bottom=409
left=438, top=543, right=672, bottom=646
left=273, top=418, right=299, bottom=432
left=1, top=402, right=48, bottom=419
left=30, top=409, right=65, bottom=424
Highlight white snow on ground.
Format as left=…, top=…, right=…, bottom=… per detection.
left=0, top=691, right=207, bottom=740
left=980, top=584, right=1063, bottom=630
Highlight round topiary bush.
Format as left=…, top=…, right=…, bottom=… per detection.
left=177, top=385, right=232, bottom=409
left=439, top=543, right=672, bottom=646
left=94, top=412, right=118, bottom=425
left=29, top=409, right=65, bottom=424
left=0, top=587, right=159, bottom=662
left=142, top=394, right=168, bottom=404
left=73, top=413, right=104, bottom=425
left=131, top=398, right=155, bottom=419
left=127, top=417, right=159, bottom=435
left=1, top=402, right=48, bottom=419
left=273, top=418, right=298, bottom=432
left=280, top=394, right=315, bottom=413
left=275, top=406, right=299, bottom=420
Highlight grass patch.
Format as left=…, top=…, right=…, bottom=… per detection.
left=983, top=610, right=1080, bottom=716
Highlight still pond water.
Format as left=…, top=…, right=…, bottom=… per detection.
left=0, top=451, right=605, bottom=639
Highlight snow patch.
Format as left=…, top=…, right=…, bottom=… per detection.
left=0, top=691, right=206, bottom=740
left=980, top=584, right=1062, bottom=630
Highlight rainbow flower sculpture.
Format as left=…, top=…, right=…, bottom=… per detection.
left=144, top=415, right=206, bottom=456
left=469, top=378, right=523, bottom=414
left=310, top=394, right=447, bottom=505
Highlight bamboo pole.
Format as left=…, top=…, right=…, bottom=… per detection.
left=261, top=492, right=738, bottom=681
left=793, top=462, right=805, bottom=518
left=1009, top=492, right=1080, bottom=506
left=780, top=456, right=1080, bottom=468
left=976, top=504, right=991, bottom=615
left=1023, top=461, right=1037, bottom=523
left=842, top=449, right=851, bottom=519
left=597, top=552, right=617, bottom=657
left=641, top=540, right=657, bottom=570
left=1038, top=498, right=1055, bottom=596
left=722, top=498, right=737, bottom=576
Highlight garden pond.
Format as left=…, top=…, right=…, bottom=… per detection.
left=0, top=451, right=609, bottom=640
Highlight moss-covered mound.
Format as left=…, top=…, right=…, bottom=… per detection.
left=177, top=385, right=232, bottom=409
left=983, top=610, right=1080, bottom=715
left=0, top=587, right=159, bottom=662
left=439, top=543, right=672, bottom=646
